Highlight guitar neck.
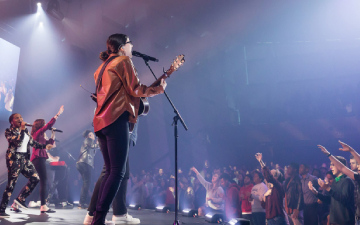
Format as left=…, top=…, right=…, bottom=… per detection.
left=150, top=73, right=169, bottom=88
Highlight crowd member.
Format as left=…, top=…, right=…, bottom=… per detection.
left=129, top=175, right=147, bottom=208
left=250, top=170, right=268, bottom=225
left=193, top=177, right=206, bottom=210
left=319, top=141, right=360, bottom=224
left=155, top=179, right=167, bottom=206
left=284, top=162, right=303, bottom=225
left=219, top=173, right=241, bottom=221
left=309, top=144, right=355, bottom=225
left=179, top=177, right=194, bottom=211
left=312, top=168, right=321, bottom=179
left=299, top=163, right=319, bottom=225
left=239, top=174, right=254, bottom=222
left=314, top=171, right=334, bottom=225
left=165, top=178, right=175, bottom=211
left=191, top=167, right=224, bottom=216
left=255, top=153, right=287, bottom=225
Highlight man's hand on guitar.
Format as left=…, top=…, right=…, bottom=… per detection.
left=160, top=79, right=167, bottom=91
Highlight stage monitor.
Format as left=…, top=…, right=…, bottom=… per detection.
left=0, top=38, right=20, bottom=121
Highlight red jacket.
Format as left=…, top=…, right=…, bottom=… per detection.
left=239, top=183, right=254, bottom=214
left=224, top=183, right=242, bottom=220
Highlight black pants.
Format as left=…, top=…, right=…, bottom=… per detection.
left=304, top=203, right=318, bottom=225
left=32, top=157, right=48, bottom=206
left=0, top=152, right=40, bottom=211
left=89, top=157, right=129, bottom=215
left=92, top=112, right=129, bottom=224
left=76, top=162, right=92, bottom=206
left=252, top=212, right=266, bottom=225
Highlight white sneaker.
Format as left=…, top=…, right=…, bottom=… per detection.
left=83, top=212, right=93, bottom=225
left=105, top=220, right=115, bottom=225
left=28, top=201, right=40, bottom=208
left=112, top=213, right=140, bottom=224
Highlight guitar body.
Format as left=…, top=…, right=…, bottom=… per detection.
left=138, top=97, right=150, bottom=116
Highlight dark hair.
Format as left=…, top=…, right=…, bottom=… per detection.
left=289, top=162, right=300, bottom=171
left=326, top=170, right=335, bottom=178
left=300, top=163, right=310, bottom=169
left=83, top=129, right=92, bottom=138
left=219, top=173, right=232, bottom=182
left=350, top=155, right=355, bottom=159
left=252, top=170, right=264, bottom=182
left=99, top=33, right=128, bottom=61
left=335, top=156, right=347, bottom=167
left=312, top=168, right=321, bottom=176
left=244, top=173, right=253, bottom=181
left=9, top=113, right=18, bottom=124
left=31, top=119, right=46, bottom=136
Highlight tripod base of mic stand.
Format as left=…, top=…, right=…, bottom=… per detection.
left=173, top=220, right=180, bottom=225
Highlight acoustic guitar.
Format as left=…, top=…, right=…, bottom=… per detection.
left=137, top=54, right=185, bottom=117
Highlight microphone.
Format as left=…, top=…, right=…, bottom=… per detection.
left=132, top=51, right=159, bottom=62
left=24, top=123, right=32, bottom=127
left=51, top=128, right=63, bottom=133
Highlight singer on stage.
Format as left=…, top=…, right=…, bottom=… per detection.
left=30, top=105, right=64, bottom=213
left=0, top=113, right=53, bottom=218
left=90, top=33, right=167, bottom=225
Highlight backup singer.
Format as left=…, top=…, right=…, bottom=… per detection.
left=0, top=113, right=52, bottom=218
left=76, top=130, right=99, bottom=209
left=90, top=33, right=166, bottom=225
left=30, top=105, right=64, bottom=213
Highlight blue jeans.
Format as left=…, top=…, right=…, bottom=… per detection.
left=267, top=216, right=287, bottom=225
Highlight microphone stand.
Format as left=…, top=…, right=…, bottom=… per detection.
left=142, top=58, right=188, bottom=225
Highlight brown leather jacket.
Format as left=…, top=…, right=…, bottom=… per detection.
left=93, top=54, right=164, bottom=132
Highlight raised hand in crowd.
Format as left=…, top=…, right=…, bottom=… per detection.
left=308, top=181, right=318, bottom=195
left=318, top=178, right=331, bottom=192
left=318, top=143, right=357, bottom=180
left=190, top=167, right=200, bottom=175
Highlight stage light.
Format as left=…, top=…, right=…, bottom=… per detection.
left=37, top=2, right=41, bottom=7
left=204, top=212, right=224, bottom=223
left=182, top=208, right=198, bottom=217
left=155, top=205, right=171, bottom=213
left=227, top=218, right=251, bottom=225
left=47, top=0, right=64, bottom=21
left=129, top=204, right=141, bottom=210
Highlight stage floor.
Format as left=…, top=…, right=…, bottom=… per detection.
left=0, top=207, right=210, bottom=225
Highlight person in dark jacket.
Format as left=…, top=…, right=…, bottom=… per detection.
left=76, top=130, right=99, bottom=209
left=284, top=162, right=304, bottom=225
left=219, top=173, right=241, bottom=221
left=311, top=144, right=355, bottom=225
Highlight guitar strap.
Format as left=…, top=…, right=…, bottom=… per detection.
left=95, top=55, right=119, bottom=95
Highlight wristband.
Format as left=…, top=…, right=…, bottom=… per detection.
left=327, top=153, right=332, bottom=157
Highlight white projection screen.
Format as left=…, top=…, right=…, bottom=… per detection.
left=0, top=38, right=19, bottom=121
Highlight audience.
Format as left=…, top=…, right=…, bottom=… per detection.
left=79, top=140, right=360, bottom=225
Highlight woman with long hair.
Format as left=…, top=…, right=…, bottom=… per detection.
left=0, top=113, right=52, bottom=218
left=30, top=105, right=64, bottom=213
left=76, top=130, right=99, bottom=209
left=90, top=33, right=166, bottom=225
left=190, top=167, right=224, bottom=216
